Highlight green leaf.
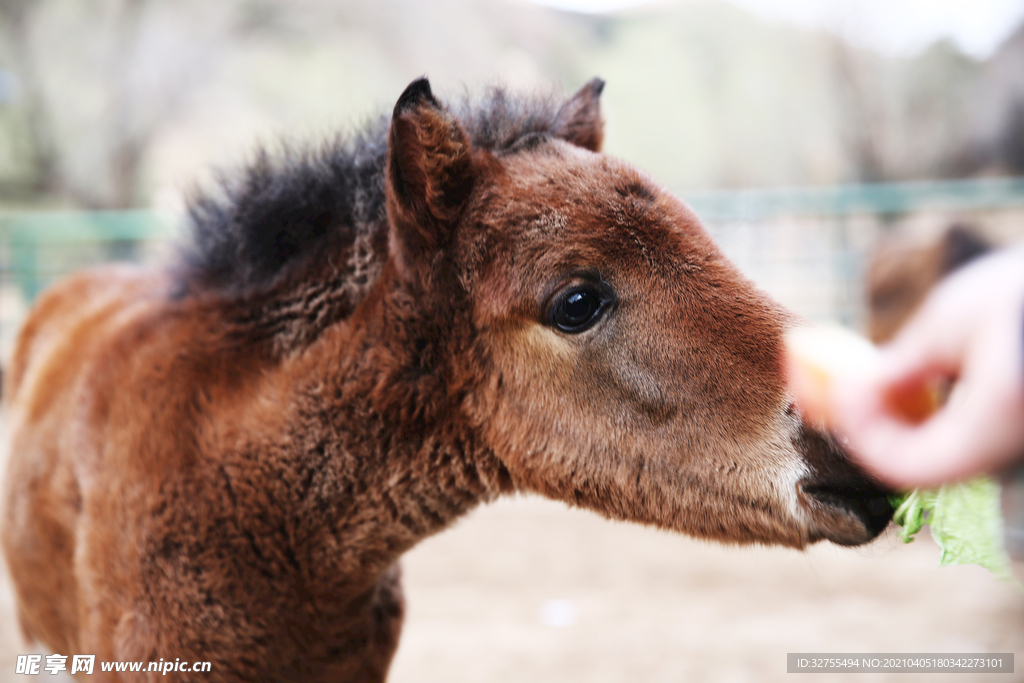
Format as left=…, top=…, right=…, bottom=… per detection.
left=890, top=487, right=936, bottom=543
left=889, top=476, right=1015, bottom=583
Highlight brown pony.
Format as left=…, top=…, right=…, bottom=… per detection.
left=2, top=78, right=890, bottom=682
left=867, top=223, right=992, bottom=343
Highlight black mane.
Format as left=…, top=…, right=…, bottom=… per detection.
left=181, top=85, right=569, bottom=297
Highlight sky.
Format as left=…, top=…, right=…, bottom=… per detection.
left=524, top=0, right=1024, bottom=58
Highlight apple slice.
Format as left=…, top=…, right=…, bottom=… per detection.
left=784, top=326, right=881, bottom=429
left=785, top=325, right=947, bottom=429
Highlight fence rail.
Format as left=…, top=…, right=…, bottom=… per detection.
left=2, top=177, right=1023, bottom=356
left=683, top=176, right=1024, bottom=221
left=0, top=210, right=180, bottom=301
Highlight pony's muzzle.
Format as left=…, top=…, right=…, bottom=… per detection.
left=795, top=425, right=894, bottom=546
left=801, top=481, right=893, bottom=546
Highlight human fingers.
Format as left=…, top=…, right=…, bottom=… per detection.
left=834, top=300, right=1024, bottom=488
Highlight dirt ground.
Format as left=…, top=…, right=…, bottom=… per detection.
left=1, top=496, right=1021, bottom=682
left=389, top=497, right=1022, bottom=683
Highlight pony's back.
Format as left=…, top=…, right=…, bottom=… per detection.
left=2, top=265, right=166, bottom=652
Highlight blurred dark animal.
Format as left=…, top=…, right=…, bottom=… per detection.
left=2, top=78, right=890, bottom=682
left=866, top=223, right=992, bottom=343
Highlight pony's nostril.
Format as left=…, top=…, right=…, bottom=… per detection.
left=784, top=402, right=796, bottom=417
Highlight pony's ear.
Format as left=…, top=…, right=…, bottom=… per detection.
left=386, top=77, right=474, bottom=271
left=552, top=77, right=605, bottom=152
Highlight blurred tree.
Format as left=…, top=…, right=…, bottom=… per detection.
left=0, top=0, right=1019, bottom=208
left=828, top=35, right=890, bottom=183
left=0, top=0, right=59, bottom=199
left=999, top=99, right=1024, bottom=173
left=958, top=24, right=1024, bottom=176
left=904, top=40, right=979, bottom=177
left=0, top=0, right=229, bottom=208
left=828, top=33, right=981, bottom=184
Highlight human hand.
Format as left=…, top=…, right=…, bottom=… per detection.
left=831, top=246, right=1024, bottom=489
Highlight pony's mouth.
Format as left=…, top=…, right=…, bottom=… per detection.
left=801, top=480, right=893, bottom=546
left=794, top=424, right=893, bottom=546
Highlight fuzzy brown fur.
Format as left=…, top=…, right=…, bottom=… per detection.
left=2, top=78, right=890, bottom=682
left=867, top=224, right=992, bottom=343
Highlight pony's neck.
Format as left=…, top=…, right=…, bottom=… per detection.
left=263, top=270, right=509, bottom=588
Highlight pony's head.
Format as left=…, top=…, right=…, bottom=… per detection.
left=383, top=77, right=891, bottom=548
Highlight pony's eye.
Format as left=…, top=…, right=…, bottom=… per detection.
left=549, top=286, right=608, bottom=333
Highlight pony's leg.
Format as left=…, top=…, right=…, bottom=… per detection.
left=348, top=561, right=405, bottom=683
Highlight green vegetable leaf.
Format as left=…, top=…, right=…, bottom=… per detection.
left=890, top=488, right=934, bottom=542
left=889, top=476, right=1014, bottom=582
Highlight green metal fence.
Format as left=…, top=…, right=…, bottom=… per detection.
left=0, top=210, right=179, bottom=301
left=683, top=176, right=1024, bottom=221
left=1, top=177, right=1023, bottom=355
left=684, top=177, right=1024, bottom=329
